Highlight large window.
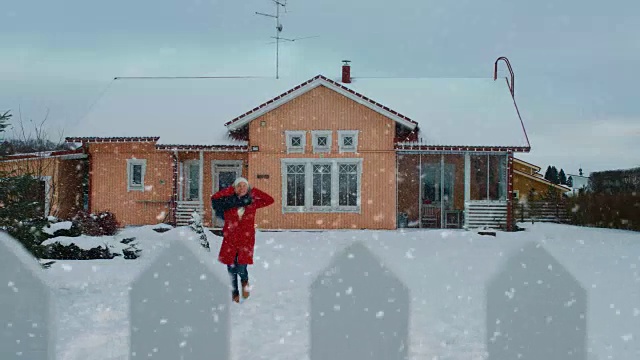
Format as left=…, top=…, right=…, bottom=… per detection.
left=421, top=163, right=455, bottom=208
left=470, top=154, right=507, bottom=201
left=282, top=158, right=362, bottom=212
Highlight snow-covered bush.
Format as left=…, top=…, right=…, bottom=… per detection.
left=72, top=210, right=119, bottom=236
left=41, top=235, right=142, bottom=260
left=188, top=211, right=210, bottom=251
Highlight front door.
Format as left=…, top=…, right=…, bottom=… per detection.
left=180, top=160, right=200, bottom=201
left=212, top=161, right=243, bottom=227
left=212, top=161, right=243, bottom=193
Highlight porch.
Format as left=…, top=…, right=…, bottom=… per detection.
left=396, top=152, right=512, bottom=230
left=171, top=150, right=245, bottom=226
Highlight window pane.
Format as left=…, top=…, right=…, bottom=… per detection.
left=470, top=155, right=505, bottom=201
left=291, top=136, right=301, bottom=146
left=338, top=164, right=358, bottom=206
left=286, top=164, right=305, bottom=206
left=317, top=136, right=327, bottom=146
left=189, top=164, right=199, bottom=199
left=343, top=136, right=353, bottom=146
left=313, top=164, right=332, bottom=206
left=488, top=155, right=506, bottom=200
left=422, top=165, right=438, bottom=202
left=470, top=155, right=488, bottom=200
left=218, top=171, right=236, bottom=190
left=132, top=164, right=142, bottom=185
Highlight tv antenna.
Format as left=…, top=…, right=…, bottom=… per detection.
left=256, top=0, right=316, bottom=79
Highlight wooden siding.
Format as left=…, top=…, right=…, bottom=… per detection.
left=88, top=143, right=248, bottom=227
left=247, top=85, right=397, bottom=229
left=513, top=172, right=565, bottom=202
left=53, top=158, right=85, bottom=218
left=513, top=162, right=535, bottom=175
left=0, top=156, right=84, bottom=219
left=88, top=142, right=174, bottom=226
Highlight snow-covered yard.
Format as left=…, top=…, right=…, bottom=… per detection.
left=27, top=223, right=640, bottom=359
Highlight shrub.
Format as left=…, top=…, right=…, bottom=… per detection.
left=4, top=217, right=52, bottom=258
left=72, top=210, right=119, bottom=236
left=42, top=242, right=114, bottom=260
left=566, top=191, right=639, bottom=231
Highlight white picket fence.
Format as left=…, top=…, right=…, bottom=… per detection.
left=1, top=231, right=588, bottom=360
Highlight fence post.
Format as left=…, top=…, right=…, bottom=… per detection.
left=129, top=238, right=230, bottom=359
left=0, top=232, right=55, bottom=360
left=310, top=241, right=410, bottom=360
left=486, top=241, right=587, bottom=359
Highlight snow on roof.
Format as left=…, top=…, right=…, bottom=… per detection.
left=71, top=75, right=529, bottom=148
left=70, top=77, right=308, bottom=146
left=345, top=77, right=529, bottom=148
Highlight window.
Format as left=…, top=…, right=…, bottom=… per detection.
left=312, top=164, right=332, bottom=207
left=282, top=158, right=362, bottom=212
left=285, top=164, right=306, bottom=207
left=339, top=163, right=358, bottom=206
left=127, top=159, right=147, bottom=191
left=338, top=130, right=359, bottom=153
left=311, top=130, right=332, bottom=153
left=422, top=163, right=455, bottom=208
left=470, top=154, right=507, bottom=201
left=285, top=131, right=306, bottom=154
left=512, top=190, right=520, bottom=200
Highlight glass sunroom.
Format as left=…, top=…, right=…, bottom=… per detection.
left=396, top=151, right=510, bottom=229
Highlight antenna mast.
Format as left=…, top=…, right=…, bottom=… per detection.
left=256, top=0, right=287, bottom=79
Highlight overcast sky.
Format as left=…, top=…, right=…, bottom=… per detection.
left=1, top=0, right=639, bottom=175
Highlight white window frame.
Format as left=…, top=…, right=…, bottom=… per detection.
left=311, top=130, right=332, bottom=153
left=127, top=159, right=147, bottom=192
left=338, top=130, right=359, bottom=153
left=281, top=158, right=363, bottom=213
left=285, top=130, right=306, bottom=154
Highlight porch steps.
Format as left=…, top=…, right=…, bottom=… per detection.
left=464, top=201, right=508, bottom=229
left=175, top=201, right=205, bottom=226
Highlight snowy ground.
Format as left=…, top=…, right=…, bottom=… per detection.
left=41, top=223, right=640, bottom=360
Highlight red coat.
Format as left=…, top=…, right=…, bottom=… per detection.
left=211, top=186, right=274, bottom=265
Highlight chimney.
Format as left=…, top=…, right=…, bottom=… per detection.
left=341, top=60, right=351, bottom=83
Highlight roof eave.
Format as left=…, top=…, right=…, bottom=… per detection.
left=155, top=144, right=248, bottom=152
left=395, top=144, right=531, bottom=153
left=65, top=136, right=161, bottom=143
left=513, top=157, right=542, bottom=171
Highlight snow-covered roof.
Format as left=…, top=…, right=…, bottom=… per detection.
left=346, top=77, right=529, bottom=148
left=70, top=75, right=529, bottom=148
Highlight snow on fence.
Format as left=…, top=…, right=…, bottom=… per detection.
left=1, top=231, right=587, bottom=360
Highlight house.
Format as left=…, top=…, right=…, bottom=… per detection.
left=0, top=148, right=87, bottom=219
left=567, top=171, right=589, bottom=195
left=512, top=158, right=572, bottom=202
left=6, top=57, right=532, bottom=231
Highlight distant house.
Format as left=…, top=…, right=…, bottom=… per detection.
left=567, top=172, right=589, bottom=195
left=512, top=158, right=571, bottom=202
left=3, top=57, right=534, bottom=231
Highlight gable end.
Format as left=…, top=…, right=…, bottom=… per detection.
left=224, top=75, right=419, bottom=131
